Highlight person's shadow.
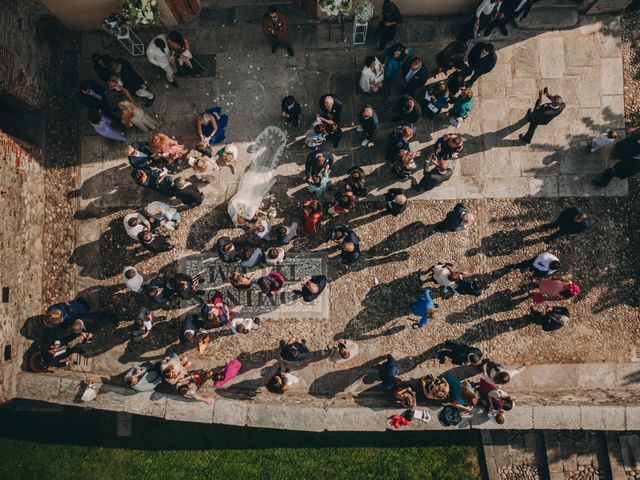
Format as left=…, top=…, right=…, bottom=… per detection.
left=445, top=288, right=529, bottom=324
left=465, top=226, right=543, bottom=259
left=336, top=269, right=427, bottom=340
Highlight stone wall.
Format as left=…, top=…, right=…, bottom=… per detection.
left=0, top=0, right=52, bottom=403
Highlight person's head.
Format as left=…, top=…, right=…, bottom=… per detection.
left=391, top=43, right=404, bottom=58
left=268, top=5, right=278, bottom=17
left=342, top=241, right=355, bottom=253
left=405, top=98, right=415, bottom=111
left=145, top=286, right=160, bottom=299
left=462, top=212, right=475, bottom=227
left=364, top=55, right=376, bottom=69
left=502, top=397, right=514, bottom=411
left=361, top=106, right=373, bottom=119
left=323, top=95, right=334, bottom=110
left=337, top=342, right=351, bottom=359
left=125, top=374, right=138, bottom=387
left=393, top=193, right=407, bottom=205
left=282, top=95, right=295, bottom=107
left=239, top=245, right=254, bottom=260
left=460, top=88, right=473, bottom=101
left=574, top=212, right=588, bottom=223
left=449, top=270, right=463, bottom=282
left=72, top=319, right=85, bottom=334
left=495, top=410, right=506, bottom=424
left=141, top=230, right=153, bottom=242
left=183, top=330, right=195, bottom=343
left=468, top=353, right=482, bottom=365
left=310, top=174, right=323, bottom=186
left=349, top=169, right=365, bottom=184
left=154, top=38, right=167, bottom=52
left=125, top=267, right=137, bottom=279
left=305, top=279, right=319, bottom=294
left=437, top=159, right=449, bottom=172
left=482, top=43, right=495, bottom=56
left=550, top=95, right=563, bottom=107
left=255, top=223, right=266, bottom=233
left=401, top=125, right=413, bottom=140
left=167, top=31, right=184, bottom=47
left=493, top=371, right=511, bottom=385
left=267, top=247, right=281, bottom=260
left=174, top=177, right=186, bottom=188
left=275, top=225, right=288, bottom=237
left=549, top=260, right=561, bottom=271
left=607, top=129, right=618, bottom=139
left=427, top=308, right=437, bottom=319
left=118, top=101, right=135, bottom=115
left=221, top=241, right=234, bottom=253
left=79, top=80, right=93, bottom=94
left=410, top=58, right=422, bottom=71
left=434, top=82, right=448, bottom=96
left=287, top=342, right=299, bottom=358
left=135, top=169, right=149, bottom=184
left=315, top=153, right=327, bottom=166
left=258, top=277, right=273, bottom=294
left=236, top=323, right=249, bottom=334
left=43, top=310, right=63, bottom=326
left=314, top=123, right=326, bottom=135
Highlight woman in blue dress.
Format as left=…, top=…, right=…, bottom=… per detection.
left=384, top=43, right=412, bottom=83
left=196, top=107, right=229, bottom=146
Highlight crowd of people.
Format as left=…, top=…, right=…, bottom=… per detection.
left=31, top=1, right=640, bottom=425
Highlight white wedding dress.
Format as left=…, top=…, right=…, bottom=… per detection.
left=227, top=126, right=288, bottom=226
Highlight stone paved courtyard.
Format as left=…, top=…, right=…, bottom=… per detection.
left=57, top=8, right=640, bottom=405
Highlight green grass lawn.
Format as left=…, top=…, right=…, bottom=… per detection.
left=0, top=402, right=482, bottom=480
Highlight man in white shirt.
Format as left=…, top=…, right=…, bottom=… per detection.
left=230, top=317, right=260, bottom=335
left=146, top=35, right=178, bottom=87
left=123, top=212, right=151, bottom=241
left=123, top=266, right=145, bottom=293
left=531, top=252, right=560, bottom=278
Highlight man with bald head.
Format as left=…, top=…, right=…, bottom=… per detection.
left=357, top=105, right=378, bottom=147
left=293, top=275, right=327, bottom=302
left=412, top=158, right=453, bottom=193
left=318, top=94, right=343, bottom=123
left=438, top=203, right=474, bottom=232
left=330, top=225, right=360, bottom=264
left=383, top=188, right=407, bottom=216
left=519, top=88, right=565, bottom=144
left=304, top=149, right=334, bottom=183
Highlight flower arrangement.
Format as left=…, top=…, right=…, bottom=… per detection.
left=122, top=0, right=160, bottom=25
left=353, top=1, right=374, bottom=23
left=102, top=12, right=128, bottom=37
left=319, top=0, right=354, bottom=17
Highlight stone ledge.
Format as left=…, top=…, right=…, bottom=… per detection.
left=13, top=372, right=640, bottom=431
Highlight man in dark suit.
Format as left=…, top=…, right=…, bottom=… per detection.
left=412, top=158, right=453, bottom=192
left=438, top=203, right=474, bottom=232
left=216, top=236, right=238, bottom=262
left=127, top=142, right=153, bottom=169
left=172, top=177, right=203, bottom=207
left=485, top=0, right=535, bottom=35
left=179, top=314, right=207, bottom=350
left=318, top=94, right=343, bottom=123
left=304, top=149, right=334, bottom=181
left=78, top=79, right=117, bottom=116
left=400, top=55, right=429, bottom=97
left=138, top=230, right=174, bottom=253
left=438, top=341, right=483, bottom=365
left=519, top=89, right=565, bottom=144
left=383, top=188, right=407, bottom=216
left=358, top=106, right=379, bottom=147
left=340, top=229, right=361, bottom=264
left=394, top=95, right=421, bottom=128
left=465, top=42, right=497, bottom=87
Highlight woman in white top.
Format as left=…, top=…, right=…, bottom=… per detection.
left=123, top=266, right=145, bottom=293
left=230, top=317, right=259, bottom=335
left=459, top=0, right=501, bottom=41
left=252, top=219, right=271, bottom=240
left=265, top=247, right=285, bottom=266
left=328, top=339, right=359, bottom=364
left=359, top=55, right=385, bottom=93
left=145, top=201, right=180, bottom=230
left=118, top=100, right=157, bottom=132
left=123, top=212, right=151, bottom=240
left=431, top=263, right=458, bottom=291
left=590, top=129, right=617, bottom=153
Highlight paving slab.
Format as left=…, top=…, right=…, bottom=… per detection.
left=165, top=394, right=214, bottom=423
left=245, top=403, right=325, bottom=431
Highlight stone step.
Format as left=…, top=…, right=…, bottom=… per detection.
left=482, top=430, right=550, bottom=480
left=543, top=431, right=613, bottom=480
left=604, top=432, right=629, bottom=480
left=516, top=6, right=579, bottom=30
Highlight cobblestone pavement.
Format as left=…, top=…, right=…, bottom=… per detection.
left=61, top=11, right=640, bottom=396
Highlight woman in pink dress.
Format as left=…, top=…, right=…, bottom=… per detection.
left=530, top=276, right=580, bottom=304
left=149, top=133, right=186, bottom=166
